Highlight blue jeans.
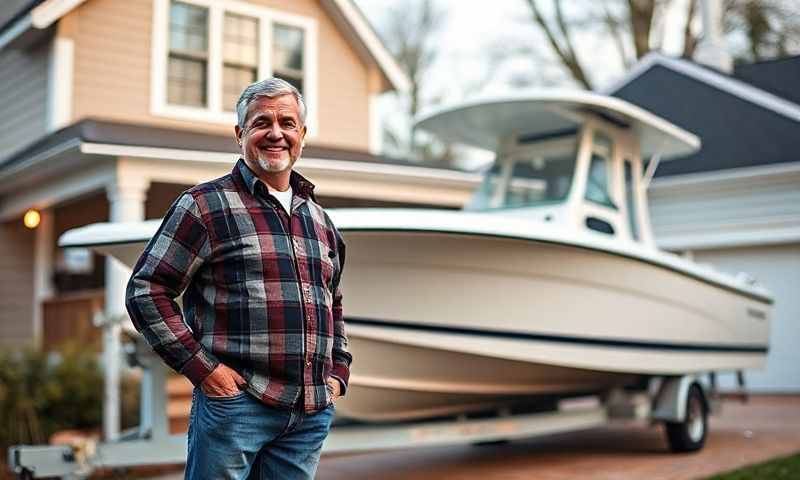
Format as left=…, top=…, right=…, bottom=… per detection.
left=185, top=388, right=335, bottom=479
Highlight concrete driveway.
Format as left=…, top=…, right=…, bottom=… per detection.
left=317, top=396, right=800, bottom=480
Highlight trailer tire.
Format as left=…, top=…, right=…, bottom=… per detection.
left=664, top=384, right=707, bottom=453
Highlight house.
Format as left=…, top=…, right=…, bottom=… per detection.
left=0, top=0, right=480, bottom=351
left=607, top=52, right=800, bottom=393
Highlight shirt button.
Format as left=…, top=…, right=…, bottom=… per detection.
left=306, top=360, right=312, bottom=367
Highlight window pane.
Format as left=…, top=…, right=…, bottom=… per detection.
left=224, top=66, right=257, bottom=111
left=624, top=161, right=640, bottom=240
left=467, top=135, right=578, bottom=211
left=273, top=24, right=304, bottom=92
left=585, top=133, right=616, bottom=209
left=168, top=56, right=207, bottom=107
left=585, top=154, right=615, bottom=208
left=169, top=1, right=208, bottom=55
left=224, top=13, right=258, bottom=66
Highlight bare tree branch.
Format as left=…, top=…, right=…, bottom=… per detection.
left=682, top=0, right=698, bottom=58
left=626, top=0, right=656, bottom=58
left=525, top=0, right=593, bottom=90
left=601, top=0, right=632, bottom=68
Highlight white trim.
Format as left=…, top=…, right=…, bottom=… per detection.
left=0, top=138, right=81, bottom=185
left=325, top=0, right=410, bottom=93
left=47, top=36, right=73, bottom=131
left=604, top=52, right=800, bottom=123
left=650, top=162, right=800, bottom=189
left=79, top=142, right=481, bottom=183
left=0, top=14, right=32, bottom=51
left=0, top=162, right=115, bottom=221
left=368, top=93, right=381, bottom=154
left=657, top=226, right=800, bottom=251
left=150, top=0, right=319, bottom=136
left=32, top=209, right=54, bottom=349
left=30, top=0, right=88, bottom=29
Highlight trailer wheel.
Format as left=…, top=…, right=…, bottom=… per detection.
left=664, top=384, right=707, bottom=453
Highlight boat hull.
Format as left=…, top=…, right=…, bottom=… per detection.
left=334, top=230, right=771, bottom=421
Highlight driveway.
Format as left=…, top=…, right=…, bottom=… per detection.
left=317, top=396, right=800, bottom=480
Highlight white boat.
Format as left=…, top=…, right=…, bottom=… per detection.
left=60, top=90, right=772, bottom=424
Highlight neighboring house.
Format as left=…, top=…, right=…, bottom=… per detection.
left=608, top=52, right=800, bottom=393
left=0, top=0, right=480, bottom=350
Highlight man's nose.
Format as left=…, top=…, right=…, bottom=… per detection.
left=265, top=123, right=283, bottom=141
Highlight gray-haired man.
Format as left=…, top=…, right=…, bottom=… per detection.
left=126, top=78, right=351, bottom=479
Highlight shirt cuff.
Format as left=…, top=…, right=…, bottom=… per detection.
left=180, top=347, right=220, bottom=387
left=330, top=362, right=350, bottom=395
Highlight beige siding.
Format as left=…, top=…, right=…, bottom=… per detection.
left=68, top=0, right=371, bottom=150
left=0, top=39, right=50, bottom=162
left=0, top=219, right=36, bottom=347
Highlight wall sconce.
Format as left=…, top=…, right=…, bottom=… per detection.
left=23, top=209, right=41, bottom=229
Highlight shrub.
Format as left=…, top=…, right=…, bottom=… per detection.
left=0, top=343, right=103, bottom=450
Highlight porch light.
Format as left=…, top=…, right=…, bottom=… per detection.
left=23, top=209, right=41, bottom=229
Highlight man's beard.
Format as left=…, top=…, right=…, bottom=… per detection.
left=254, top=151, right=293, bottom=173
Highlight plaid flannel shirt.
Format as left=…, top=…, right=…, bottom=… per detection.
left=125, top=159, right=351, bottom=413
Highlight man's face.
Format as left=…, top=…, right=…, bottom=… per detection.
left=235, top=94, right=306, bottom=176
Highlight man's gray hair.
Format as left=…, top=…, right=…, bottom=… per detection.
left=236, top=78, right=307, bottom=128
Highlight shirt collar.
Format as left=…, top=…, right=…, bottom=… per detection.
left=235, top=158, right=316, bottom=199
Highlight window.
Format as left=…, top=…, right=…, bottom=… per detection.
left=222, top=13, right=258, bottom=110
left=624, top=160, right=640, bottom=241
left=584, top=133, right=617, bottom=209
left=167, top=2, right=208, bottom=107
left=467, top=135, right=578, bottom=211
left=152, top=0, right=317, bottom=128
left=273, top=24, right=304, bottom=94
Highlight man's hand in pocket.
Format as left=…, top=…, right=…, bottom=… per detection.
left=201, top=364, right=246, bottom=397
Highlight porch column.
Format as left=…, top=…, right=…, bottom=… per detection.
left=105, top=178, right=149, bottom=441
left=32, top=209, right=54, bottom=348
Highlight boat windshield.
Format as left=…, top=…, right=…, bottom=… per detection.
left=467, top=136, right=578, bottom=211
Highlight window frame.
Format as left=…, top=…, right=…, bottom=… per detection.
left=151, top=0, right=318, bottom=135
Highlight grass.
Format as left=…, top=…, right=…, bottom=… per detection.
left=706, top=452, right=800, bottom=479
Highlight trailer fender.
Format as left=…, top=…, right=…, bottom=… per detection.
left=651, top=375, right=707, bottom=423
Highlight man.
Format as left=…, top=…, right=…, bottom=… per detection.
left=126, top=78, right=351, bottom=479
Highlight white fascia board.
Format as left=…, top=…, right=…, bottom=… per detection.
left=30, top=0, right=88, bottom=29
left=80, top=142, right=479, bottom=185
left=604, top=52, right=800, bottom=123
left=0, top=14, right=32, bottom=51
left=327, top=0, right=411, bottom=93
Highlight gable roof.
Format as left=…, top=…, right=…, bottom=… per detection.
left=605, top=52, right=800, bottom=177
left=734, top=55, right=800, bottom=106
left=0, top=0, right=410, bottom=93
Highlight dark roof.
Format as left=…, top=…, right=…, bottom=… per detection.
left=610, top=64, right=800, bottom=177
left=734, top=55, right=800, bottom=106
left=0, top=118, right=465, bottom=173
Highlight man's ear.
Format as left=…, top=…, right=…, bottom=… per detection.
left=300, top=125, right=307, bottom=147
left=234, top=125, right=243, bottom=146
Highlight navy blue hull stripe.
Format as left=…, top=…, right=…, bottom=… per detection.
left=345, top=317, right=769, bottom=354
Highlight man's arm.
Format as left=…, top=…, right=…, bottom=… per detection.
left=125, top=193, right=219, bottom=387
left=328, top=227, right=352, bottom=395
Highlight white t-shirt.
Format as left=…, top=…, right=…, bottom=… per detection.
left=271, top=186, right=293, bottom=215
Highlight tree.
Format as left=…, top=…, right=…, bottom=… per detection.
left=522, top=0, right=800, bottom=90
left=375, top=0, right=457, bottom=163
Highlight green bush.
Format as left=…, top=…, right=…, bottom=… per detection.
left=0, top=343, right=103, bottom=450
